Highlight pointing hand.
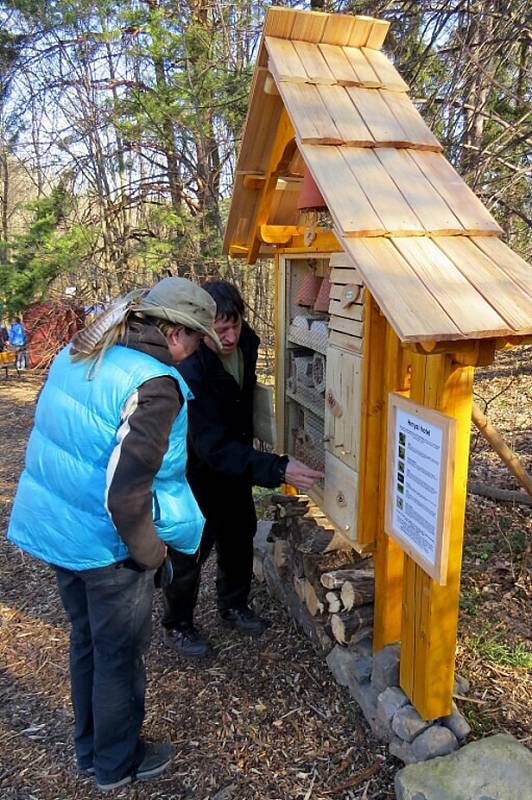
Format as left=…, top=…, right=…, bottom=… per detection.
left=285, top=458, right=324, bottom=490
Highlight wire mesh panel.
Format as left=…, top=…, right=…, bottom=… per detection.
left=284, top=257, right=332, bottom=487
left=312, top=353, right=326, bottom=393
left=294, top=408, right=325, bottom=473
left=287, top=319, right=328, bottom=353
left=296, top=272, right=322, bottom=306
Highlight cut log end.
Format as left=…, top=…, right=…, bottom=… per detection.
left=304, top=579, right=324, bottom=617
left=340, top=580, right=374, bottom=611
left=331, top=606, right=374, bottom=644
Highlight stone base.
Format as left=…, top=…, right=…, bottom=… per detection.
left=255, top=506, right=472, bottom=768
left=395, top=733, right=532, bottom=800
left=326, top=642, right=471, bottom=764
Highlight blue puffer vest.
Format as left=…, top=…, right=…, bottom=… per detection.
left=7, top=344, right=205, bottom=570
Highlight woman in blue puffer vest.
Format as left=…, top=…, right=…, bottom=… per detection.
left=7, top=277, right=221, bottom=792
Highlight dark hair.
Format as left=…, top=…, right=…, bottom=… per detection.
left=200, top=280, right=244, bottom=322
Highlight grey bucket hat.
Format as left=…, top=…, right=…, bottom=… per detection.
left=134, top=277, right=222, bottom=351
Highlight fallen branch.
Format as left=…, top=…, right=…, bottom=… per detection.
left=321, top=761, right=380, bottom=795
left=471, top=403, right=532, bottom=497
left=467, top=481, right=532, bottom=506
left=453, top=693, right=488, bottom=705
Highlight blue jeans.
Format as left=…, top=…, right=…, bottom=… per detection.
left=14, top=346, right=26, bottom=370
left=54, top=560, right=155, bottom=784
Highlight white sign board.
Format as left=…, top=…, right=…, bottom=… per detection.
left=385, top=393, right=456, bottom=584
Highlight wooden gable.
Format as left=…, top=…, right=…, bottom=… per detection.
left=223, top=6, right=532, bottom=344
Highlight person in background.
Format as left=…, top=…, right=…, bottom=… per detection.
left=9, top=317, right=27, bottom=369
left=7, top=277, right=221, bottom=792
left=162, top=280, right=322, bottom=658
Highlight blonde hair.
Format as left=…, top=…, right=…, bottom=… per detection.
left=71, top=311, right=180, bottom=367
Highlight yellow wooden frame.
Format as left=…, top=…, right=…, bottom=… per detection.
left=400, top=353, right=474, bottom=719
left=246, top=108, right=297, bottom=264
left=385, top=393, right=456, bottom=585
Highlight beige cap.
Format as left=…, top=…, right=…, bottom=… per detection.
left=134, top=277, right=222, bottom=351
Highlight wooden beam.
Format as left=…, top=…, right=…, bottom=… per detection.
left=259, top=224, right=300, bottom=244
left=373, top=326, right=410, bottom=648
left=357, top=294, right=411, bottom=648
left=246, top=107, right=296, bottom=265
left=274, top=253, right=287, bottom=456
left=405, top=334, right=532, bottom=364
left=452, top=340, right=496, bottom=367
left=407, top=339, right=496, bottom=366
left=243, top=174, right=266, bottom=190
left=229, top=245, right=249, bottom=258
left=264, top=73, right=279, bottom=96
left=280, top=229, right=340, bottom=253
left=358, top=296, right=399, bottom=549
left=496, top=334, right=532, bottom=349
left=400, top=353, right=474, bottom=719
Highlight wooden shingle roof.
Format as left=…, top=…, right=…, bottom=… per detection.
left=223, top=7, right=532, bottom=344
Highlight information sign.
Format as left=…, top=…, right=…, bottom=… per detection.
left=385, top=393, right=456, bottom=584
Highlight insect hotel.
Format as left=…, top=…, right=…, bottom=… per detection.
left=223, top=6, right=532, bottom=736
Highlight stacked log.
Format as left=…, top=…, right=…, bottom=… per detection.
left=257, top=494, right=375, bottom=650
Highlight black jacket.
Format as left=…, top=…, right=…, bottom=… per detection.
left=178, top=322, right=287, bottom=489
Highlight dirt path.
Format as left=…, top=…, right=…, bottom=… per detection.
left=0, top=347, right=530, bottom=800
left=0, top=373, right=394, bottom=800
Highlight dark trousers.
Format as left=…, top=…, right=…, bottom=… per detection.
left=55, top=560, right=155, bottom=784
left=162, top=477, right=257, bottom=628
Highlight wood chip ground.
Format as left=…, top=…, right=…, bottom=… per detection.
left=0, top=345, right=530, bottom=799
left=0, top=373, right=393, bottom=799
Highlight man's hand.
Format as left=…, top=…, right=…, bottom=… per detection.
left=285, top=458, right=324, bottom=490
left=154, top=552, right=174, bottom=589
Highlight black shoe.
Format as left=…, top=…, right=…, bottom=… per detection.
left=220, top=606, right=270, bottom=636
left=136, top=741, right=174, bottom=781
left=96, top=741, right=174, bottom=791
left=164, top=623, right=212, bottom=658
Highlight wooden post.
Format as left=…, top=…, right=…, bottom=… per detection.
left=274, top=253, right=285, bottom=450
left=274, top=252, right=298, bottom=497
left=357, top=292, right=410, bottom=649
left=400, top=352, right=474, bottom=719
left=356, top=292, right=388, bottom=549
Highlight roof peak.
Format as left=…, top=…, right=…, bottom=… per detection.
left=263, top=6, right=390, bottom=50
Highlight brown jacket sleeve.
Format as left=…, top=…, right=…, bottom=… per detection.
left=106, top=375, right=182, bottom=569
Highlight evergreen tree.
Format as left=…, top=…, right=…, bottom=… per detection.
left=0, top=185, right=90, bottom=313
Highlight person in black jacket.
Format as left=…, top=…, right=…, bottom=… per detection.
left=162, top=281, right=322, bottom=657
